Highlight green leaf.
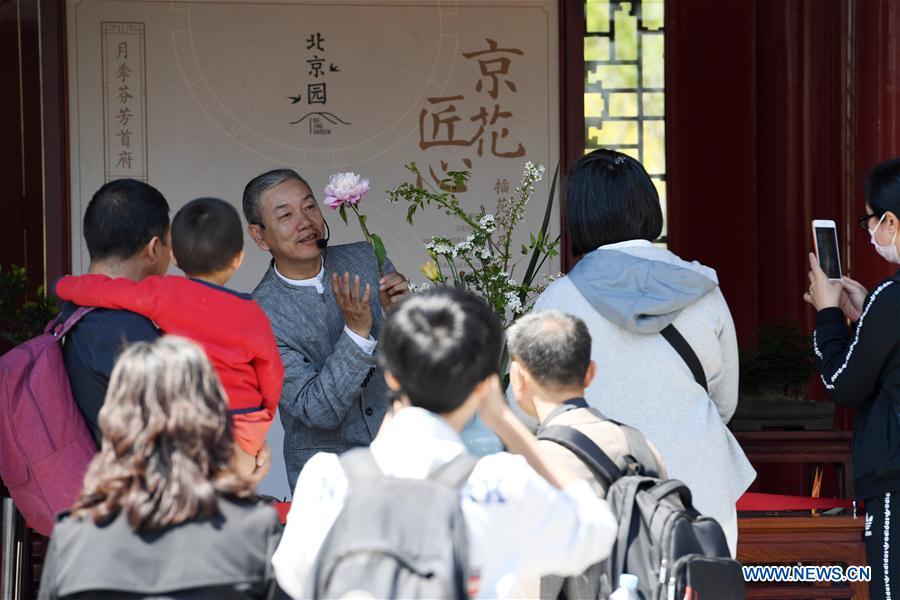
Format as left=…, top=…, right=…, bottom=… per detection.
left=338, top=204, right=348, bottom=225
left=407, top=205, right=417, bottom=225
left=370, top=233, right=387, bottom=272
left=448, top=171, right=470, bottom=190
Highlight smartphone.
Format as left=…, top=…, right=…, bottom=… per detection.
left=812, top=219, right=842, bottom=281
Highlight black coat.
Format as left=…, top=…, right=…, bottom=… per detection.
left=814, top=272, right=900, bottom=501
left=38, top=496, right=285, bottom=600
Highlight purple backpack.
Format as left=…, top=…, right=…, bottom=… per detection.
left=0, top=307, right=97, bottom=535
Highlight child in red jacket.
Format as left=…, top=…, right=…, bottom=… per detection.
left=56, top=197, right=283, bottom=477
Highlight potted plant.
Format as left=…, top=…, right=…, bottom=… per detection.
left=729, top=322, right=834, bottom=431
left=0, top=265, right=59, bottom=351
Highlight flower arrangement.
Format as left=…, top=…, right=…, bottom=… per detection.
left=325, top=172, right=388, bottom=274
left=387, top=161, right=560, bottom=328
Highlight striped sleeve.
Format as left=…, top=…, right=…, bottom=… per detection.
left=813, top=282, right=898, bottom=406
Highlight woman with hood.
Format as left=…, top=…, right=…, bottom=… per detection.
left=806, top=158, right=900, bottom=599
left=531, top=148, right=755, bottom=556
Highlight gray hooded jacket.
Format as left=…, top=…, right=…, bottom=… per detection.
left=533, top=241, right=755, bottom=555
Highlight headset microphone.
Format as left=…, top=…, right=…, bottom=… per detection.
left=316, top=220, right=331, bottom=249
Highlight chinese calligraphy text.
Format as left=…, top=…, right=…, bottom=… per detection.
left=102, top=22, right=147, bottom=181
left=417, top=38, right=527, bottom=191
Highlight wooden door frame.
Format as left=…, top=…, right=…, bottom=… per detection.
left=0, top=0, right=70, bottom=291
left=558, top=0, right=584, bottom=272
left=41, top=0, right=71, bottom=288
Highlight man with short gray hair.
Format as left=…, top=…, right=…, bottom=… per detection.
left=507, top=310, right=594, bottom=393
left=244, top=168, right=409, bottom=487
left=506, top=310, right=667, bottom=599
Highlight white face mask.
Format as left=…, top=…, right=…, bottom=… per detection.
left=869, top=213, right=900, bottom=264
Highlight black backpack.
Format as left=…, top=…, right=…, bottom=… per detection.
left=539, top=416, right=744, bottom=600
left=309, top=448, right=477, bottom=599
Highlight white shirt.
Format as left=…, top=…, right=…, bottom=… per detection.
left=272, top=407, right=617, bottom=599
left=274, top=263, right=377, bottom=355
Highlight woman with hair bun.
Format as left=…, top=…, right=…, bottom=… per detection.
left=38, top=335, right=283, bottom=600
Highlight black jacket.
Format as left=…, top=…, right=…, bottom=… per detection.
left=814, top=273, right=900, bottom=501
left=38, top=496, right=285, bottom=600
left=60, top=302, right=159, bottom=444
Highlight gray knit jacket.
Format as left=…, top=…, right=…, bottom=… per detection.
left=253, top=242, right=391, bottom=488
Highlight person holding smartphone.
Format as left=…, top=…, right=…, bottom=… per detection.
left=805, top=158, right=900, bottom=600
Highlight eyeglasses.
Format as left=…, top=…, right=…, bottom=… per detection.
left=858, top=212, right=881, bottom=230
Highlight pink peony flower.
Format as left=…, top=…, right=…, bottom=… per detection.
left=323, top=172, right=370, bottom=209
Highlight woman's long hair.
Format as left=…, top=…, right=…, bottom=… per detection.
left=70, top=335, right=253, bottom=531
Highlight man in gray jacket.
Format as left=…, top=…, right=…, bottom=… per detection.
left=243, top=169, right=409, bottom=487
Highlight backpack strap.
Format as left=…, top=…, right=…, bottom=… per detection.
left=541, top=409, right=661, bottom=480
left=338, top=447, right=382, bottom=484
left=660, top=324, right=708, bottom=393
left=541, top=397, right=589, bottom=426
left=538, top=425, right=622, bottom=486
left=48, top=306, right=96, bottom=337
left=617, top=424, right=660, bottom=479
left=428, top=452, right=478, bottom=489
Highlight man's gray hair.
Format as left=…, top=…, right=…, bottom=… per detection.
left=506, top=310, right=592, bottom=390
left=242, top=168, right=309, bottom=226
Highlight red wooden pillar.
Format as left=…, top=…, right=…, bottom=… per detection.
left=558, top=0, right=584, bottom=272
left=666, top=0, right=847, bottom=346
left=665, top=0, right=759, bottom=344
left=848, top=0, right=900, bottom=287
left=754, top=0, right=846, bottom=335
left=832, top=0, right=900, bottom=430
left=41, top=0, right=71, bottom=287
left=0, top=0, right=32, bottom=278
left=0, top=0, right=69, bottom=292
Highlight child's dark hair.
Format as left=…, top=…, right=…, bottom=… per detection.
left=171, top=198, right=243, bottom=276
left=378, top=287, right=503, bottom=414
